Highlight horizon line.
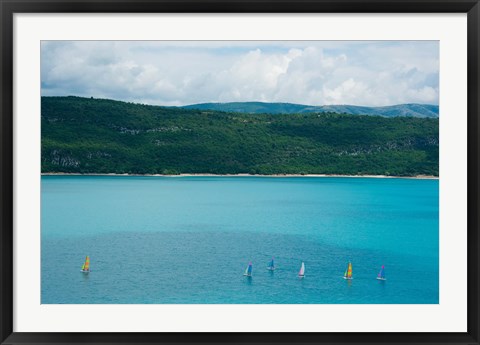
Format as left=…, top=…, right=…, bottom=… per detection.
left=40, top=95, right=440, bottom=109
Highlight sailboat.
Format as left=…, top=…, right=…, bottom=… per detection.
left=244, top=262, right=252, bottom=277
left=267, top=257, right=275, bottom=271
left=343, top=262, right=353, bottom=280
left=80, top=256, right=90, bottom=273
left=376, top=265, right=386, bottom=281
left=298, top=262, right=305, bottom=278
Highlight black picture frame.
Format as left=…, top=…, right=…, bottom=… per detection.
left=1, top=1, right=479, bottom=344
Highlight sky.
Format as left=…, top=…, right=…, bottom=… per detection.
left=41, top=41, right=439, bottom=107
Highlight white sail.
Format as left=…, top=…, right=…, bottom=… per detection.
left=299, top=262, right=305, bottom=276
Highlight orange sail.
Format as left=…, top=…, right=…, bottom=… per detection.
left=81, top=256, right=90, bottom=272
left=343, top=262, right=352, bottom=279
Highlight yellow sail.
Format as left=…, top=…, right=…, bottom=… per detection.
left=347, top=262, right=352, bottom=278
left=344, top=262, right=352, bottom=279
left=83, top=256, right=90, bottom=271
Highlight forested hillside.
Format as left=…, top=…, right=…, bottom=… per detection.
left=41, top=96, right=439, bottom=176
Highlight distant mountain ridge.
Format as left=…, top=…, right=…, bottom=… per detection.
left=182, top=102, right=439, bottom=118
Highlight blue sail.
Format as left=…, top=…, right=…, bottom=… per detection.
left=267, top=257, right=275, bottom=270
left=244, top=262, right=253, bottom=276
left=377, top=265, right=386, bottom=280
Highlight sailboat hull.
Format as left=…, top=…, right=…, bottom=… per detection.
left=376, top=277, right=386, bottom=281
left=343, top=277, right=353, bottom=280
left=80, top=270, right=90, bottom=273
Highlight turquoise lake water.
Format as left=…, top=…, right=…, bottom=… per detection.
left=41, top=176, right=439, bottom=304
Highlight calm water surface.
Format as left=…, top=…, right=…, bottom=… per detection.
left=41, top=176, right=439, bottom=304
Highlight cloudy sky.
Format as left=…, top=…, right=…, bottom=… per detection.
left=41, top=41, right=439, bottom=107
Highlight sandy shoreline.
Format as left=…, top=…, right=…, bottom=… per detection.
left=41, top=172, right=438, bottom=179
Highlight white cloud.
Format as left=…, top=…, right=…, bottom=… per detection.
left=41, top=41, right=439, bottom=106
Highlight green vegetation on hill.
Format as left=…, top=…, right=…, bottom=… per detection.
left=41, top=96, right=439, bottom=176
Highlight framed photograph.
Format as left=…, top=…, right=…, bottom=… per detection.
left=1, top=1, right=479, bottom=344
